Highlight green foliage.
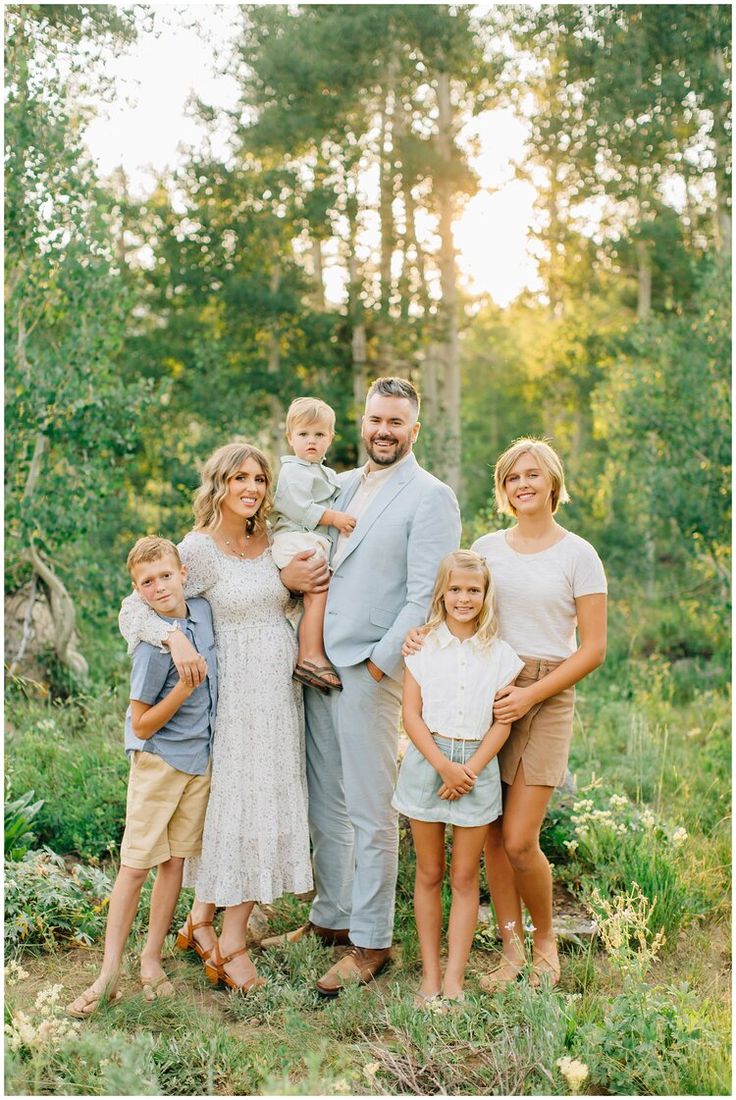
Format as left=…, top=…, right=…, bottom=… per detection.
left=545, top=782, right=707, bottom=940
left=4, top=848, right=112, bottom=951
left=5, top=1013, right=161, bottom=1096
left=5, top=691, right=128, bottom=859
left=4, top=781, right=44, bottom=862
left=577, top=981, right=718, bottom=1095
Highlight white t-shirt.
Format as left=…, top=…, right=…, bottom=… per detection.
left=471, top=529, right=607, bottom=661
left=405, top=622, right=524, bottom=741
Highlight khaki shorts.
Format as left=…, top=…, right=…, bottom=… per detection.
left=498, top=657, right=575, bottom=788
left=120, top=751, right=211, bottom=869
left=270, top=530, right=331, bottom=569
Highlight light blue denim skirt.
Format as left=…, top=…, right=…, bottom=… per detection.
left=392, top=736, right=503, bottom=827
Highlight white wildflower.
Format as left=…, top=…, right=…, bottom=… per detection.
left=563, top=840, right=579, bottom=853
left=4, top=961, right=29, bottom=985
left=557, top=1055, right=590, bottom=1093
left=672, top=826, right=688, bottom=846
left=504, top=920, right=517, bottom=931
left=609, top=794, right=629, bottom=809
left=640, top=809, right=656, bottom=829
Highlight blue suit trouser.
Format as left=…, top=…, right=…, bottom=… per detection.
left=304, top=662, right=401, bottom=949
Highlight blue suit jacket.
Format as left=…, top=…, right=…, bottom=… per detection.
left=324, top=453, right=461, bottom=681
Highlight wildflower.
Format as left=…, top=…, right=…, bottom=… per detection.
left=524, top=922, right=537, bottom=933
left=5, top=961, right=29, bottom=985
left=363, top=1062, right=380, bottom=1080
left=609, top=794, right=628, bottom=809
left=556, top=1055, right=589, bottom=1093
left=672, top=826, right=688, bottom=846
left=563, top=840, right=578, bottom=853
left=640, top=809, right=656, bottom=829
left=504, top=920, right=517, bottom=931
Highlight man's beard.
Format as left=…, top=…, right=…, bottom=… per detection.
left=365, top=436, right=410, bottom=466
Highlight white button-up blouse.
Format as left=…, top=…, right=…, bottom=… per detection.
left=405, top=623, right=524, bottom=741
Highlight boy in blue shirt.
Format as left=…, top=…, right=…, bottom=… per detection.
left=67, top=537, right=217, bottom=1018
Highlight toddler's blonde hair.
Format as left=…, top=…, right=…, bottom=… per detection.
left=286, top=397, right=335, bottom=436
left=424, top=550, right=499, bottom=647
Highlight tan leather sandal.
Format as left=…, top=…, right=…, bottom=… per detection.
left=175, top=914, right=215, bottom=961
left=204, top=942, right=266, bottom=993
left=479, top=955, right=525, bottom=993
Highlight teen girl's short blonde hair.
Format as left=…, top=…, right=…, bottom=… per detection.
left=494, top=437, right=570, bottom=516
left=127, top=536, right=181, bottom=576
left=286, top=397, right=336, bottom=436
left=424, top=549, right=500, bottom=647
left=192, top=442, right=272, bottom=537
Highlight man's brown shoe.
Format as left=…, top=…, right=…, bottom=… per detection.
left=260, top=921, right=350, bottom=949
left=315, top=945, right=391, bottom=997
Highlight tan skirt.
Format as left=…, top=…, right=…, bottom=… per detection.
left=498, top=657, right=575, bottom=788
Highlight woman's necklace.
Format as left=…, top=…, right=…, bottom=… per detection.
left=221, top=519, right=256, bottom=557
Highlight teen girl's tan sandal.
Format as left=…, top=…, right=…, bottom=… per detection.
left=479, top=955, right=525, bottom=993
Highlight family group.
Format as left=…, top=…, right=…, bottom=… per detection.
left=67, top=376, right=607, bottom=1019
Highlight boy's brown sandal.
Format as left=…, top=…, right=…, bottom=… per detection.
left=316, top=945, right=391, bottom=997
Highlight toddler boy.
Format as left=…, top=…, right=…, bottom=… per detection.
left=271, top=396, right=356, bottom=691
left=67, top=536, right=217, bottom=1017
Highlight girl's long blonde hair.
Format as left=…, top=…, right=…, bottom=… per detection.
left=192, top=441, right=273, bottom=537
left=424, top=550, right=499, bottom=647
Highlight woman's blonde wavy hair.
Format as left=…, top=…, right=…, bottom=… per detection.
left=424, top=550, right=499, bottom=647
left=192, top=442, right=273, bottom=537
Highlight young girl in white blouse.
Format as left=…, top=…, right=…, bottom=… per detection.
left=393, top=549, right=523, bottom=1007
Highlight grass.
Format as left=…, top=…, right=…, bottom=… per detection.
left=4, top=649, right=732, bottom=1095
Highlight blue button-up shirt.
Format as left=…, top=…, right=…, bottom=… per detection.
left=124, top=597, right=217, bottom=775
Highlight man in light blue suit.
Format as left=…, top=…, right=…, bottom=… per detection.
left=277, top=377, right=461, bottom=995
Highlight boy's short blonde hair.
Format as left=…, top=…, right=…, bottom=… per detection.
left=127, top=536, right=181, bottom=576
left=286, top=397, right=335, bottom=436
left=494, top=438, right=570, bottom=516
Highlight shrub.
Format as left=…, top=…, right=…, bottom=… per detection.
left=5, top=692, right=128, bottom=859
left=577, top=981, right=716, bottom=1095
left=4, top=779, right=44, bottom=861
left=545, top=783, right=705, bottom=940
left=5, top=848, right=112, bottom=952
left=5, top=992, right=161, bottom=1096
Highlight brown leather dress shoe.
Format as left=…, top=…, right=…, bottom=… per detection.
left=260, top=921, right=351, bottom=949
left=315, top=945, right=391, bottom=997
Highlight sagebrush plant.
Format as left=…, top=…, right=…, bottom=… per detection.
left=5, top=1015, right=161, bottom=1096
left=5, top=848, right=112, bottom=951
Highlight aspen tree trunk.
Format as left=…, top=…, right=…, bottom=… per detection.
left=347, top=192, right=367, bottom=447
left=311, top=238, right=325, bottom=308
left=433, top=69, right=461, bottom=496
left=710, top=8, right=732, bottom=257
left=636, top=239, right=652, bottom=320
left=377, top=51, right=399, bottom=371
left=267, top=265, right=284, bottom=458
